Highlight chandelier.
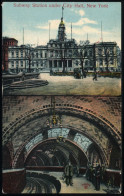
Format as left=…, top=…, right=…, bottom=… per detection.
left=46, top=96, right=66, bottom=142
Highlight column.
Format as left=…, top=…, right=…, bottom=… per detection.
left=67, top=60, right=68, bottom=68
left=52, top=60, right=54, bottom=69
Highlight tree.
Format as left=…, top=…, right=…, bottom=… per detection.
left=95, top=42, right=117, bottom=72
left=25, top=48, right=34, bottom=73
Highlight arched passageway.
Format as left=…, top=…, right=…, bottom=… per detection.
left=2, top=96, right=122, bottom=194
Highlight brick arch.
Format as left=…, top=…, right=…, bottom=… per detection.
left=2, top=145, right=12, bottom=169
left=23, top=138, right=88, bottom=168
left=3, top=105, right=121, bottom=168
left=12, top=126, right=108, bottom=168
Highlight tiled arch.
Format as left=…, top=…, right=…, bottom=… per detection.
left=2, top=104, right=121, bottom=169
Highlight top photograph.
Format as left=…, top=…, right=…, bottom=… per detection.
left=2, top=2, right=121, bottom=96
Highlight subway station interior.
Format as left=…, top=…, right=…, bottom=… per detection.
left=2, top=95, right=122, bottom=194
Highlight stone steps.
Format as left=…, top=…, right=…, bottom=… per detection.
left=9, top=80, right=48, bottom=89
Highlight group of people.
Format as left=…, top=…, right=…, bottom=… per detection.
left=62, top=161, right=105, bottom=190
left=86, top=162, right=105, bottom=190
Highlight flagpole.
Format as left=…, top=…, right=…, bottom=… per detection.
left=49, top=22, right=51, bottom=41
left=71, top=23, right=72, bottom=40
left=23, top=28, right=24, bottom=45
left=62, top=6, right=64, bottom=19
left=101, top=21, right=103, bottom=42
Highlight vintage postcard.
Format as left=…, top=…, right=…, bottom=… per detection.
left=2, top=95, right=122, bottom=193
left=2, top=1, right=122, bottom=195
left=2, top=2, right=121, bottom=96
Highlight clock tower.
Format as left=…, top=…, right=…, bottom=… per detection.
left=58, top=7, right=66, bottom=41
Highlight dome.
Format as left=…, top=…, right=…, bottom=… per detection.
left=60, top=17, right=65, bottom=26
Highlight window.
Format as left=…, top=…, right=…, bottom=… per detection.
left=64, top=60, right=67, bottom=67
left=36, top=61, right=39, bottom=67
left=110, top=58, right=114, bottom=64
left=12, top=51, right=14, bottom=58
left=21, top=50, right=23, bottom=57
left=16, top=61, right=18, bottom=70
left=32, top=53, right=34, bottom=58
left=84, top=51, right=87, bottom=57
left=69, top=50, right=72, bottom=57
left=58, top=60, right=62, bottom=67
left=36, top=53, right=38, bottom=58
left=21, top=61, right=23, bottom=67
left=49, top=60, right=52, bottom=68
left=110, top=48, right=113, bottom=55
left=55, top=51, right=58, bottom=57
left=85, top=61, right=88, bottom=66
left=89, top=50, right=92, bottom=56
left=45, top=53, right=47, bottom=58
left=50, top=51, right=53, bottom=57
left=11, top=61, right=14, bottom=67
left=48, top=128, right=69, bottom=138
left=98, top=48, right=102, bottom=55
left=68, top=60, right=72, bottom=67
left=16, top=51, right=19, bottom=57
left=74, top=133, right=92, bottom=152
left=54, top=60, right=57, bottom=68
left=25, top=133, right=43, bottom=152
left=40, top=53, right=42, bottom=58
left=99, top=59, right=103, bottom=66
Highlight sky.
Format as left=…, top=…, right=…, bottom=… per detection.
left=2, top=2, right=121, bottom=48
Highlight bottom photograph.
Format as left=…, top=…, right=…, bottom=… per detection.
left=2, top=95, right=122, bottom=194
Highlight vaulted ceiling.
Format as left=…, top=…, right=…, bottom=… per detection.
left=2, top=96, right=121, bottom=169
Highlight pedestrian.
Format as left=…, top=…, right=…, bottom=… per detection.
left=100, top=164, right=105, bottom=183
left=93, top=71, right=97, bottom=81
left=76, top=165, right=80, bottom=177
left=89, top=165, right=93, bottom=182
left=95, top=164, right=101, bottom=190
left=64, top=161, right=74, bottom=186
left=86, top=162, right=90, bottom=180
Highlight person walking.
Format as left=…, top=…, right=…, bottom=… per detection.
left=93, top=71, right=97, bottom=81
left=64, top=161, right=74, bottom=186
left=95, top=164, right=101, bottom=190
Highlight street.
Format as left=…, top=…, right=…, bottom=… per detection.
left=4, top=73, right=121, bottom=96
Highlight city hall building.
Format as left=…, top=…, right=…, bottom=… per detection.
left=3, top=14, right=120, bottom=73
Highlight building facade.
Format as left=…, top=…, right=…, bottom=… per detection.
left=6, top=16, right=120, bottom=73
left=2, top=37, right=18, bottom=71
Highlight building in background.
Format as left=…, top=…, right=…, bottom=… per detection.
left=4, top=15, right=120, bottom=73
left=2, top=37, right=18, bottom=71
